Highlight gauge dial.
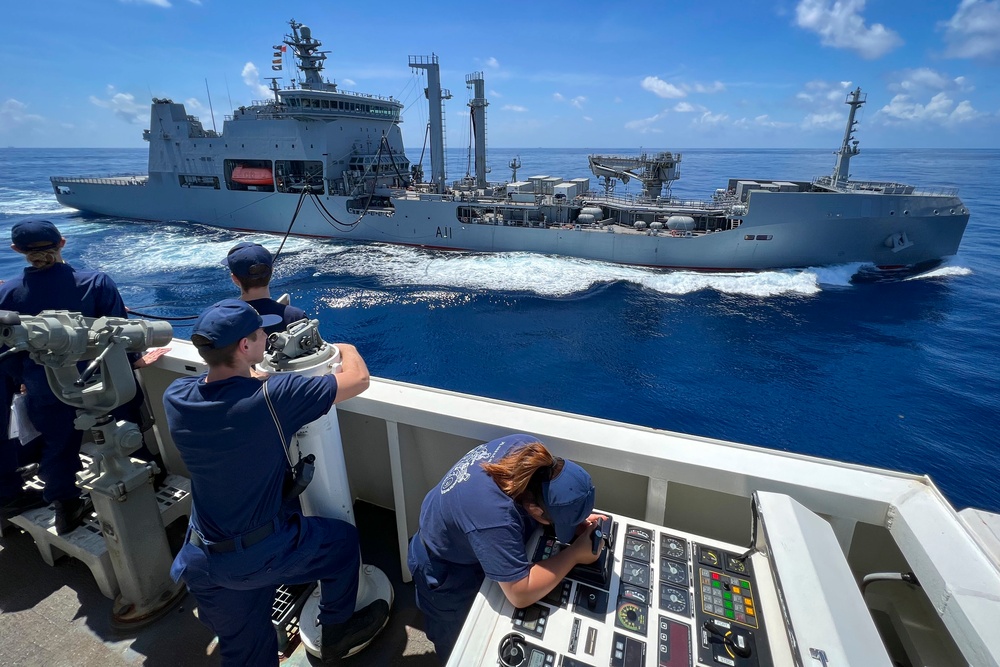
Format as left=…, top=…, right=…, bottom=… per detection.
left=661, top=535, right=688, bottom=562
left=659, top=584, right=690, bottom=615
left=615, top=600, right=648, bottom=634
left=699, top=547, right=720, bottom=568
left=624, top=537, right=650, bottom=562
left=660, top=558, right=689, bottom=586
left=621, top=561, right=650, bottom=588
left=725, top=555, right=747, bottom=574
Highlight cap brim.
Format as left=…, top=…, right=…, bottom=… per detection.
left=549, top=485, right=595, bottom=544
left=260, top=313, right=283, bottom=328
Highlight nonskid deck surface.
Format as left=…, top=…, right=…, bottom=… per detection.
left=0, top=501, right=436, bottom=667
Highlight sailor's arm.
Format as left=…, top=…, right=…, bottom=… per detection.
left=499, top=520, right=603, bottom=609
left=332, top=343, right=370, bottom=404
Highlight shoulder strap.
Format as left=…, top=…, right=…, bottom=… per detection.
left=262, top=380, right=297, bottom=467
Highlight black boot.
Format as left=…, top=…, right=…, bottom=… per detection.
left=320, top=599, right=390, bottom=661
left=53, top=496, right=92, bottom=535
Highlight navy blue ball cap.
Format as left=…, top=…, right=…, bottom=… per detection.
left=192, top=299, right=282, bottom=349
left=223, top=241, right=273, bottom=278
left=543, top=460, right=596, bottom=544
left=11, top=219, right=62, bottom=252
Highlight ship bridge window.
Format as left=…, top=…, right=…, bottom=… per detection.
left=224, top=159, right=274, bottom=192
left=276, top=160, right=324, bottom=194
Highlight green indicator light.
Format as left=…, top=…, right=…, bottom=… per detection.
left=742, top=580, right=750, bottom=588
left=725, top=601, right=733, bottom=609
left=725, top=610, right=735, bottom=619
left=723, top=592, right=731, bottom=600
left=712, top=581, right=721, bottom=588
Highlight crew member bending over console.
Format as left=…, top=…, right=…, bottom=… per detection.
left=408, top=434, right=605, bottom=662
left=163, top=299, right=388, bottom=666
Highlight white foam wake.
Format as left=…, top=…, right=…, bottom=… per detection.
left=313, top=244, right=841, bottom=298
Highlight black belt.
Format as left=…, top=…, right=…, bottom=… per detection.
left=189, top=520, right=275, bottom=554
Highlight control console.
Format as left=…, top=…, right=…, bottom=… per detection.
left=450, top=491, right=893, bottom=666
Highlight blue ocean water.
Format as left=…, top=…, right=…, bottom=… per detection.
left=0, top=146, right=997, bottom=513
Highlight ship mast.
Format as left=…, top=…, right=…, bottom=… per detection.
left=831, top=87, right=865, bottom=185
left=466, top=72, right=489, bottom=189
left=284, top=19, right=336, bottom=92
left=409, top=55, right=451, bottom=193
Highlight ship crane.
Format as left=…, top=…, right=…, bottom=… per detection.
left=587, top=151, right=682, bottom=198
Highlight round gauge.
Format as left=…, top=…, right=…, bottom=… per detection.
left=616, top=601, right=646, bottom=633
left=662, top=536, right=687, bottom=561
left=660, top=558, right=688, bottom=585
left=700, top=548, right=719, bottom=567
left=624, top=537, right=650, bottom=561
left=659, top=585, right=689, bottom=615
left=622, top=562, right=650, bottom=588
left=726, top=556, right=747, bottom=574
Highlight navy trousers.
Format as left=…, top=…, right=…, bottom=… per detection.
left=173, top=512, right=361, bottom=667
left=407, top=534, right=484, bottom=663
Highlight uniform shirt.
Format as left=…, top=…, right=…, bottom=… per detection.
left=163, top=372, right=337, bottom=541
left=246, top=298, right=308, bottom=337
left=0, top=262, right=127, bottom=402
left=415, top=434, right=540, bottom=585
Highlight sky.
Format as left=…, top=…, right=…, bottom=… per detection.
left=2, top=0, right=998, bottom=149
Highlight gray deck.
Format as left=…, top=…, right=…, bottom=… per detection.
left=0, top=502, right=437, bottom=666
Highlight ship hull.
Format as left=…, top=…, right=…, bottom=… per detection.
left=51, top=178, right=969, bottom=271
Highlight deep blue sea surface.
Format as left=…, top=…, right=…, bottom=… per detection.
left=0, top=146, right=997, bottom=513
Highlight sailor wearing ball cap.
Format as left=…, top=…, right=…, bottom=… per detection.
left=407, top=434, right=605, bottom=661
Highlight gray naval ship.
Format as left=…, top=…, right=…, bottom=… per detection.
left=51, top=20, right=970, bottom=272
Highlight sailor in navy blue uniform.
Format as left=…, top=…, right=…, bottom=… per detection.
left=224, top=241, right=307, bottom=336
left=407, top=434, right=604, bottom=662
left=0, top=219, right=129, bottom=532
left=164, top=299, right=388, bottom=666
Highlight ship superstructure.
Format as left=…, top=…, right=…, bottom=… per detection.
left=51, top=20, right=969, bottom=271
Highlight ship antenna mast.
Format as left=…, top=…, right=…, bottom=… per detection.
left=831, top=87, right=865, bottom=186
left=509, top=156, right=521, bottom=182
left=284, top=19, right=335, bottom=92
left=266, top=78, right=281, bottom=104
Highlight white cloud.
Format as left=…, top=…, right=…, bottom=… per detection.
left=503, top=104, right=527, bottom=112
left=582, top=116, right=593, bottom=122
left=89, top=86, right=146, bottom=124
left=1, top=99, right=44, bottom=128
left=489, top=89, right=503, bottom=98
left=877, top=92, right=986, bottom=125
left=641, top=76, right=685, bottom=99
left=553, top=92, right=565, bottom=102
left=119, top=0, right=172, bottom=6
left=242, top=62, right=273, bottom=99
left=570, top=96, right=586, bottom=109
left=688, top=81, right=726, bottom=94
left=486, top=57, right=500, bottom=69
left=674, top=102, right=705, bottom=113
left=795, top=0, right=902, bottom=59
left=734, top=115, right=794, bottom=129
left=693, top=111, right=729, bottom=126
left=887, top=68, right=975, bottom=95
left=940, top=0, right=1000, bottom=59
left=342, top=78, right=357, bottom=87
left=801, top=112, right=843, bottom=129
left=625, top=111, right=667, bottom=133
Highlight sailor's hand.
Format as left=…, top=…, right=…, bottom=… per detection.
left=133, top=347, right=171, bottom=369
left=574, top=513, right=608, bottom=538
left=568, top=520, right=603, bottom=565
